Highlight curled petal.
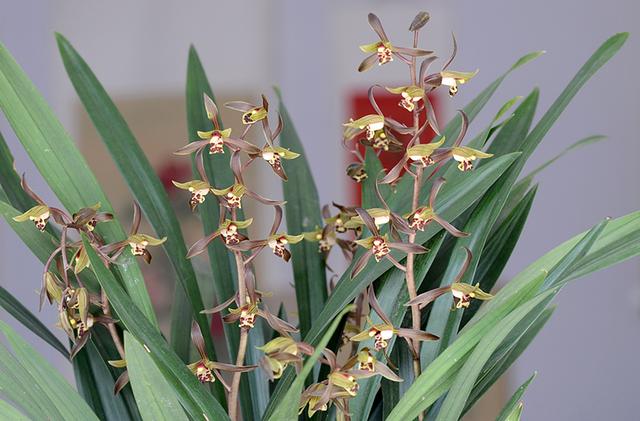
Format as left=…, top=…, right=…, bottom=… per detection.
left=432, top=214, right=469, bottom=238
left=190, top=321, right=208, bottom=360
left=388, top=242, right=428, bottom=255
left=405, top=286, right=451, bottom=309
left=454, top=247, right=473, bottom=283
left=351, top=249, right=374, bottom=279
left=355, top=208, right=380, bottom=236
left=442, top=33, right=458, bottom=72
left=114, top=370, right=130, bottom=395
left=429, top=177, right=446, bottom=208
left=397, top=328, right=439, bottom=342
left=367, top=286, right=392, bottom=325
left=203, top=93, right=219, bottom=122
left=224, top=101, right=256, bottom=112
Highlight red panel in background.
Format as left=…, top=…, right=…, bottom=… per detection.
left=347, top=90, right=441, bottom=205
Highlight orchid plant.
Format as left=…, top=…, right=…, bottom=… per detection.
left=0, top=10, right=636, bottom=421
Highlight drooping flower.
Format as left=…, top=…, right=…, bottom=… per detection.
left=351, top=287, right=438, bottom=351
left=211, top=183, right=247, bottom=209
left=257, top=336, right=314, bottom=380
left=186, top=218, right=253, bottom=258
left=450, top=146, right=493, bottom=171
left=346, top=162, right=368, bottom=183
left=385, top=85, right=425, bottom=112
left=172, top=179, right=212, bottom=211
left=250, top=145, right=300, bottom=181
left=101, top=203, right=166, bottom=264
left=358, top=13, right=433, bottom=72
left=405, top=177, right=468, bottom=237
left=343, top=114, right=404, bottom=152
left=438, top=70, right=479, bottom=97
left=202, top=270, right=298, bottom=335
left=13, top=204, right=50, bottom=231
left=69, top=202, right=112, bottom=232
left=406, top=247, right=494, bottom=310
left=225, top=95, right=269, bottom=125
left=351, top=209, right=427, bottom=278
left=342, top=347, right=402, bottom=382
left=187, top=322, right=255, bottom=389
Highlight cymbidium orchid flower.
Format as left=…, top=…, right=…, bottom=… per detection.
left=202, top=270, right=297, bottom=335
left=351, top=287, right=438, bottom=352
left=101, top=203, right=166, bottom=264
left=172, top=179, right=212, bottom=211
left=225, top=95, right=269, bottom=125
left=250, top=145, right=300, bottom=181
left=345, top=180, right=414, bottom=241
left=303, top=225, right=355, bottom=262
left=69, top=202, right=113, bottom=233
left=346, top=162, right=368, bottom=183
left=385, top=85, right=425, bottom=112
left=343, top=113, right=406, bottom=152
left=186, top=218, right=253, bottom=258
left=174, top=94, right=259, bottom=156
left=342, top=347, right=402, bottom=382
left=358, top=13, right=433, bottom=72
left=187, top=323, right=255, bottom=389
left=405, top=247, right=494, bottom=310
left=405, top=177, right=468, bottom=237
left=351, top=209, right=427, bottom=279
left=422, top=33, right=479, bottom=97
left=257, top=336, right=314, bottom=380
left=13, top=204, right=51, bottom=231
left=450, top=145, right=494, bottom=172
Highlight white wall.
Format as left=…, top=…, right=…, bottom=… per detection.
left=1, top=1, right=638, bottom=419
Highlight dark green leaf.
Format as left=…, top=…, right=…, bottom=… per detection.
left=496, top=372, right=536, bottom=421
left=81, top=235, right=229, bottom=421
left=56, top=34, right=213, bottom=366
left=0, top=41, right=156, bottom=324
left=0, top=284, right=68, bottom=357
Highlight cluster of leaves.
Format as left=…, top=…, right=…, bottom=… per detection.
left=0, top=10, right=637, bottom=421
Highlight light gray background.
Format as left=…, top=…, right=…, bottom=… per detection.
left=1, top=1, right=638, bottom=419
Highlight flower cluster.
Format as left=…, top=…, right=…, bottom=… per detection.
left=12, top=177, right=165, bottom=361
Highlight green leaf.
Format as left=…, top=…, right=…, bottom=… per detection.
left=496, top=372, right=536, bottom=421
left=0, top=130, right=35, bottom=212
left=461, top=185, right=537, bottom=327
left=73, top=337, right=141, bottom=421
left=385, top=272, right=548, bottom=421
left=275, top=87, right=327, bottom=338
left=0, top=400, right=29, bottom=421
left=434, top=293, right=551, bottom=421
left=463, top=307, right=553, bottom=416
left=125, top=332, right=189, bottom=421
left=56, top=33, right=213, bottom=366
left=0, top=41, right=156, bottom=324
left=362, top=148, right=385, bottom=208
left=421, top=90, right=538, bottom=369
left=500, top=134, right=605, bottom=230
left=263, top=152, right=519, bottom=418
left=0, top=320, right=100, bottom=421
left=265, top=304, right=356, bottom=421
left=0, top=284, right=68, bottom=357
left=81, top=235, right=229, bottom=421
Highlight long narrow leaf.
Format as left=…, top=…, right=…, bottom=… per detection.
left=56, top=34, right=213, bottom=365
left=125, top=332, right=189, bottom=421
left=496, top=372, right=536, bottom=421
left=81, top=235, right=229, bottom=421
left=0, top=320, right=99, bottom=421
left=0, top=41, right=156, bottom=324
left=0, top=284, right=68, bottom=357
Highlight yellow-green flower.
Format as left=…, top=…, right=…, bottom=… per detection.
left=127, top=234, right=166, bottom=260
left=13, top=205, right=50, bottom=231
left=451, top=146, right=493, bottom=171
left=196, top=128, right=232, bottom=154
left=267, top=233, right=304, bottom=261
left=257, top=146, right=300, bottom=181
left=386, top=85, right=425, bottom=111
left=406, top=138, right=445, bottom=167
left=440, top=70, right=479, bottom=97
left=451, top=282, right=493, bottom=309
left=211, top=183, right=247, bottom=209
left=172, top=179, right=212, bottom=211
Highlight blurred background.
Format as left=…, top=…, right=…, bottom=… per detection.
left=1, top=1, right=639, bottom=419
